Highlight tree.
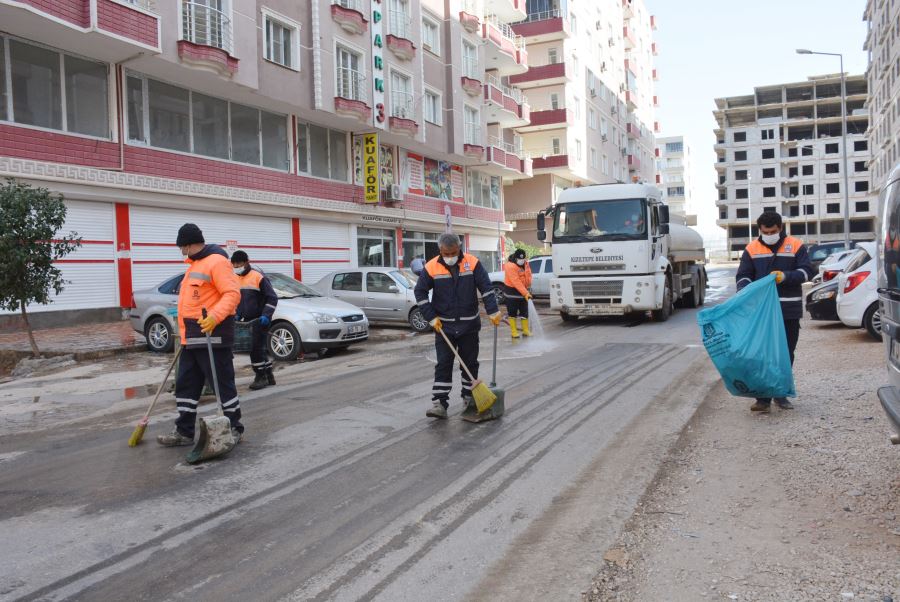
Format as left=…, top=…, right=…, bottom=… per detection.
left=503, top=237, right=548, bottom=261
left=0, top=179, right=82, bottom=357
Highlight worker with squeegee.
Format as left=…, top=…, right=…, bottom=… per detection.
left=414, top=233, right=502, bottom=419
left=157, top=223, right=245, bottom=446
left=231, top=250, right=278, bottom=391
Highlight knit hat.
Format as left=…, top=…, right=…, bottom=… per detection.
left=512, top=248, right=527, bottom=260
left=230, top=250, right=249, bottom=264
left=176, top=223, right=204, bottom=246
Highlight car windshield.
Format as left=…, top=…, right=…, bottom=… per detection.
left=391, top=270, right=418, bottom=289
left=267, top=273, right=322, bottom=299
left=552, top=198, right=647, bottom=242
left=809, top=244, right=845, bottom=261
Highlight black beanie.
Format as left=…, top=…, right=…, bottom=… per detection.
left=176, top=223, right=204, bottom=246
left=512, top=249, right=527, bottom=260
left=231, top=250, right=249, bottom=264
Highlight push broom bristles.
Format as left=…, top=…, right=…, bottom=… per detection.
left=127, top=418, right=149, bottom=447
left=127, top=348, right=181, bottom=447
left=471, top=381, right=497, bottom=413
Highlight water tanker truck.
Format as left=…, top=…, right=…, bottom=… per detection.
left=536, top=183, right=706, bottom=322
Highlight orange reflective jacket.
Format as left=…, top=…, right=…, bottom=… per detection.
left=503, top=261, right=533, bottom=298
left=177, top=245, right=240, bottom=347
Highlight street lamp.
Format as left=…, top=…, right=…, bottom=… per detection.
left=796, top=48, right=851, bottom=249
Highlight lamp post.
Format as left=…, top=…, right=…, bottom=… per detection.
left=796, top=49, right=851, bottom=249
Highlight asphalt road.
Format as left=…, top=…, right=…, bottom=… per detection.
left=0, top=267, right=736, bottom=602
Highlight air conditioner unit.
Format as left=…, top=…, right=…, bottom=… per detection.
left=619, top=83, right=626, bottom=92
left=589, top=87, right=597, bottom=97
left=595, top=21, right=602, bottom=31
left=601, top=134, right=608, bottom=142
left=608, top=37, right=615, bottom=47
left=387, top=184, right=403, bottom=201
left=600, top=61, right=607, bottom=72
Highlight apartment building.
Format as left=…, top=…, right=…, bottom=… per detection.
left=714, top=74, right=875, bottom=258
left=655, top=135, right=693, bottom=219
left=863, top=0, right=900, bottom=191
left=502, top=0, right=658, bottom=245
left=0, top=0, right=534, bottom=322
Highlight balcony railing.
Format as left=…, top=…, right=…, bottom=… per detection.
left=465, top=123, right=483, bottom=146
left=463, top=56, right=480, bottom=79
left=484, top=14, right=526, bottom=52
left=515, top=8, right=562, bottom=23
left=462, top=0, right=481, bottom=15
left=332, top=0, right=363, bottom=11
left=390, top=90, right=414, bottom=119
left=388, top=9, right=411, bottom=39
left=488, top=135, right=528, bottom=157
left=336, top=67, right=365, bottom=101
left=122, top=0, right=157, bottom=10
left=484, top=74, right=526, bottom=105
left=182, top=1, right=233, bottom=53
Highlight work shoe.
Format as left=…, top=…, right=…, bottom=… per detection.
left=750, top=401, right=772, bottom=413
left=157, top=429, right=194, bottom=446
left=249, top=372, right=268, bottom=390
left=521, top=318, right=532, bottom=337
left=231, top=428, right=243, bottom=444
left=266, top=368, right=276, bottom=386
left=509, top=319, right=520, bottom=339
left=775, top=398, right=794, bottom=410
left=426, top=402, right=448, bottom=419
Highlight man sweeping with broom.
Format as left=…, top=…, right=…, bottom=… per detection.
left=414, top=233, right=502, bottom=419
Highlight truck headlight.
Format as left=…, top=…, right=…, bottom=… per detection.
left=312, top=312, right=340, bottom=324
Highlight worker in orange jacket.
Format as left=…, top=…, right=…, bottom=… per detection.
left=502, top=248, right=533, bottom=338
left=158, top=223, right=244, bottom=447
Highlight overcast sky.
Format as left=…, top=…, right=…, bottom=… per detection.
left=649, top=0, right=870, bottom=246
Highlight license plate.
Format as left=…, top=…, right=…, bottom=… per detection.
left=348, top=324, right=366, bottom=334
left=576, top=306, right=625, bottom=316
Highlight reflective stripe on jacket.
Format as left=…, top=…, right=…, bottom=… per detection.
left=735, top=234, right=814, bottom=320
left=414, top=252, right=499, bottom=333
left=237, top=267, right=278, bottom=321
left=503, top=261, right=533, bottom=298
left=177, top=245, right=240, bottom=347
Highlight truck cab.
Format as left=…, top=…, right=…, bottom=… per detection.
left=875, top=163, right=900, bottom=444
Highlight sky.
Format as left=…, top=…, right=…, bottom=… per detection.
left=649, top=0, right=870, bottom=247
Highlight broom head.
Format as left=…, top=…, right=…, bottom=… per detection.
left=127, top=417, right=149, bottom=447
left=471, top=380, right=497, bottom=413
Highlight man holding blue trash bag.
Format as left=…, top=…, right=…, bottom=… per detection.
left=736, top=211, right=814, bottom=413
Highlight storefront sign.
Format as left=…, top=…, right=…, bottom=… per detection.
left=363, top=133, right=380, bottom=203
left=451, top=166, right=465, bottom=202
left=406, top=152, right=424, bottom=195
left=361, top=214, right=402, bottom=225
left=371, top=0, right=386, bottom=129
left=226, top=239, right=238, bottom=253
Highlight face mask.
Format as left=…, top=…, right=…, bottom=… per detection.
left=442, top=256, right=458, bottom=266
left=233, top=268, right=244, bottom=275
left=516, top=259, right=526, bottom=266
left=761, top=232, right=781, bottom=246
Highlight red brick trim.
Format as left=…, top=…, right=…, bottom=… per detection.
left=96, top=0, right=159, bottom=48
left=177, top=40, right=239, bottom=77
left=330, top=4, right=368, bottom=35
left=115, top=203, right=133, bottom=308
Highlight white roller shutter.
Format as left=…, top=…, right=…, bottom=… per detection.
left=301, top=220, right=352, bottom=284
left=130, top=207, right=293, bottom=291
left=468, top=234, right=502, bottom=252
left=2, top=200, right=117, bottom=314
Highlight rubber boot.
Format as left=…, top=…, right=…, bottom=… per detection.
left=509, top=319, right=520, bottom=339
left=266, top=368, right=276, bottom=386
left=521, top=318, right=532, bottom=337
left=249, top=372, right=268, bottom=390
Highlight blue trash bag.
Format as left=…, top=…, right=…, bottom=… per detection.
left=697, top=274, right=796, bottom=399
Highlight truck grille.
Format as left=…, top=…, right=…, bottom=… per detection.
left=572, top=280, right=624, bottom=297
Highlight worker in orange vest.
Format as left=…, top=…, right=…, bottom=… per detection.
left=231, top=250, right=278, bottom=390
left=158, top=223, right=244, bottom=446
left=502, top=248, right=533, bottom=339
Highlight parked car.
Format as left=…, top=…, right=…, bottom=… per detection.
left=805, top=279, right=840, bottom=321
left=808, top=241, right=857, bottom=271
left=835, top=242, right=881, bottom=341
left=130, top=272, right=369, bottom=360
left=311, top=267, right=430, bottom=332
left=815, top=247, right=859, bottom=284
left=487, top=255, right=553, bottom=304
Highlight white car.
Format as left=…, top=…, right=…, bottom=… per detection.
left=487, top=255, right=553, bottom=303
left=815, top=247, right=858, bottom=284
left=836, top=242, right=881, bottom=341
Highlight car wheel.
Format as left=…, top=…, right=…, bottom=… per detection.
left=560, top=311, right=578, bottom=322
left=408, top=307, right=430, bottom=332
left=144, top=316, right=174, bottom=353
left=863, top=303, right=882, bottom=341
left=268, top=321, right=301, bottom=361
left=652, top=276, right=673, bottom=322
left=492, top=284, right=506, bottom=305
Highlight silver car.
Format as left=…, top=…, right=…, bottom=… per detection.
left=130, top=272, right=369, bottom=361
left=312, top=267, right=430, bottom=332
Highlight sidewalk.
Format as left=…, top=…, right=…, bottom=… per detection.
left=0, top=320, right=145, bottom=357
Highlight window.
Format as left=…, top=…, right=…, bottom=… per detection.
left=789, top=166, right=798, bottom=177
left=423, top=89, right=441, bottom=125
left=548, top=47, right=559, bottom=64
left=825, top=163, right=839, bottom=174
left=388, top=0, right=411, bottom=39
left=147, top=79, right=189, bottom=152
left=590, top=147, right=597, bottom=168
left=827, top=203, right=840, bottom=214
left=263, top=11, right=299, bottom=70
left=551, top=137, right=561, bottom=155
left=763, top=187, right=776, bottom=198
left=788, top=147, right=798, bottom=157
left=762, top=148, right=775, bottom=159
left=463, top=41, right=478, bottom=78
left=736, top=208, right=749, bottom=219
left=191, top=93, right=228, bottom=159
left=358, top=227, right=395, bottom=267
left=804, top=204, right=814, bottom=215
left=550, top=93, right=560, bottom=110
left=421, top=16, right=440, bottom=55
left=801, top=146, right=813, bottom=156
left=854, top=140, right=868, bottom=152
left=855, top=160, right=868, bottom=172
left=761, top=128, right=775, bottom=140
left=720, top=208, right=727, bottom=219
left=789, top=185, right=798, bottom=197
left=588, top=108, right=596, bottom=129
left=734, top=150, right=747, bottom=161
left=332, top=272, right=362, bottom=291
left=602, top=154, right=608, bottom=174
left=464, top=105, right=480, bottom=145
left=763, top=167, right=775, bottom=178
left=576, top=139, right=582, bottom=160
left=803, top=184, right=814, bottom=195
left=570, top=13, right=577, bottom=35
left=856, top=201, right=870, bottom=212
left=855, top=180, right=869, bottom=192
left=733, top=131, right=746, bottom=142
left=788, top=204, right=799, bottom=217
left=665, top=141, right=683, bottom=153
left=366, top=272, right=397, bottom=293
left=826, top=182, right=840, bottom=194
left=467, top=169, right=500, bottom=209
left=336, top=46, right=363, bottom=101
left=802, top=165, right=814, bottom=176
left=183, top=0, right=231, bottom=52
left=825, top=142, right=839, bottom=154
left=7, top=38, right=109, bottom=137
left=763, top=206, right=775, bottom=212
left=573, top=96, right=580, bottom=120
left=736, top=188, right=748, bottom=199
left=390, top=70, right=413, bottom=119
left=667, top=186, right=685, bottom=196
left=297, top=121, right=349, bottom=180
left=735, top=169, right=748, bottom=180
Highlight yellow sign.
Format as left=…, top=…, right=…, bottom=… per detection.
left=363, top=133, right=380, bottom=203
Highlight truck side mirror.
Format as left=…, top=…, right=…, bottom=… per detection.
left=537, top=230, right=547, bottom=241
left=659, top=205, right=670, bottom=224
left=658, top=223, right=670, bottom=235
left=537, top=212, right=545, bottom=231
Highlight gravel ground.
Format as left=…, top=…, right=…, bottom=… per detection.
left=584, top=318, right=900, bottom=602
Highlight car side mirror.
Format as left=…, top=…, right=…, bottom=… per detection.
left=388, top=285, right=399, bottom=293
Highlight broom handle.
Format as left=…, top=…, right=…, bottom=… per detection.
left=436, top=327, right=478, bottom=384
left=142, top=347, right=182, bottom=419
left=491, top=323, right=498, bottom=387
left=201, top=308, right=225, bottom=417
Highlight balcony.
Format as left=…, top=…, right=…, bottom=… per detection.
left=334, top=68, right=371, bottom=123
left=464, top=124, right=484, bottom=159
left=654, top=121, right=660, bottom=133
left=180, top=1, right=237, bottom=77
left=331, top=1, right=367, bottom=35
left=625, top=90, right=637, bottom=110
left=483, top=76, right=530, bottom=128
left=482, top=14, right=528, bottom=75
left=511, top=9, right=570, bottom=43
left=483, top=136, right=533, bottom=180
left=652, top=68, right=658, bottom=80
left=517, top=107, right=572, bottom=132
left=461, top=57, right=483, bottom=97
left=628, top=154, right=641, bottom=171
left=386, top=10, right=415, bottom=60
left=623, top=26, right=636, bottom=49
left=532, top=154, right=570, bottom=172
left=626, top=122, right=640, bottom=139
left=622, top=0, right=634, bottom=18
left=650, top=14, right=657, bottom=29
left=508, top=61, right=571, bottom=88
left=389, top=91, right=418, bottom=137
left=624, top=58, right=636, bottom=77
left=652, top=42, right=658, bottom=55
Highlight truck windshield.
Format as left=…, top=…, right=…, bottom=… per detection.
left=552, top=198, right=647, bottom=243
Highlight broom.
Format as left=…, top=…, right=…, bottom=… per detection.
left=436, top=328, right=497, bottom=413
left=128, top=347, right=182, bottom=447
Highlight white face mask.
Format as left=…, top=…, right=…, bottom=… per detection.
left=442, top=255, right=458, bottom=266
left=233, top=268, right=244, bottom=275
left=761, top=232, right=781, bottom=246
left=516, top=259, right=525, bottom=266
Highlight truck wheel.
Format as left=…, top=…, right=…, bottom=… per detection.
left=698, top=269, right=707, bottom=306
left=560, top=311, right=579, bottom=322
left=652, top=277, right=673, bottom=322
left=682, top=273, right=702, bottom=308
left=863, top=303, right=882, bottom=341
